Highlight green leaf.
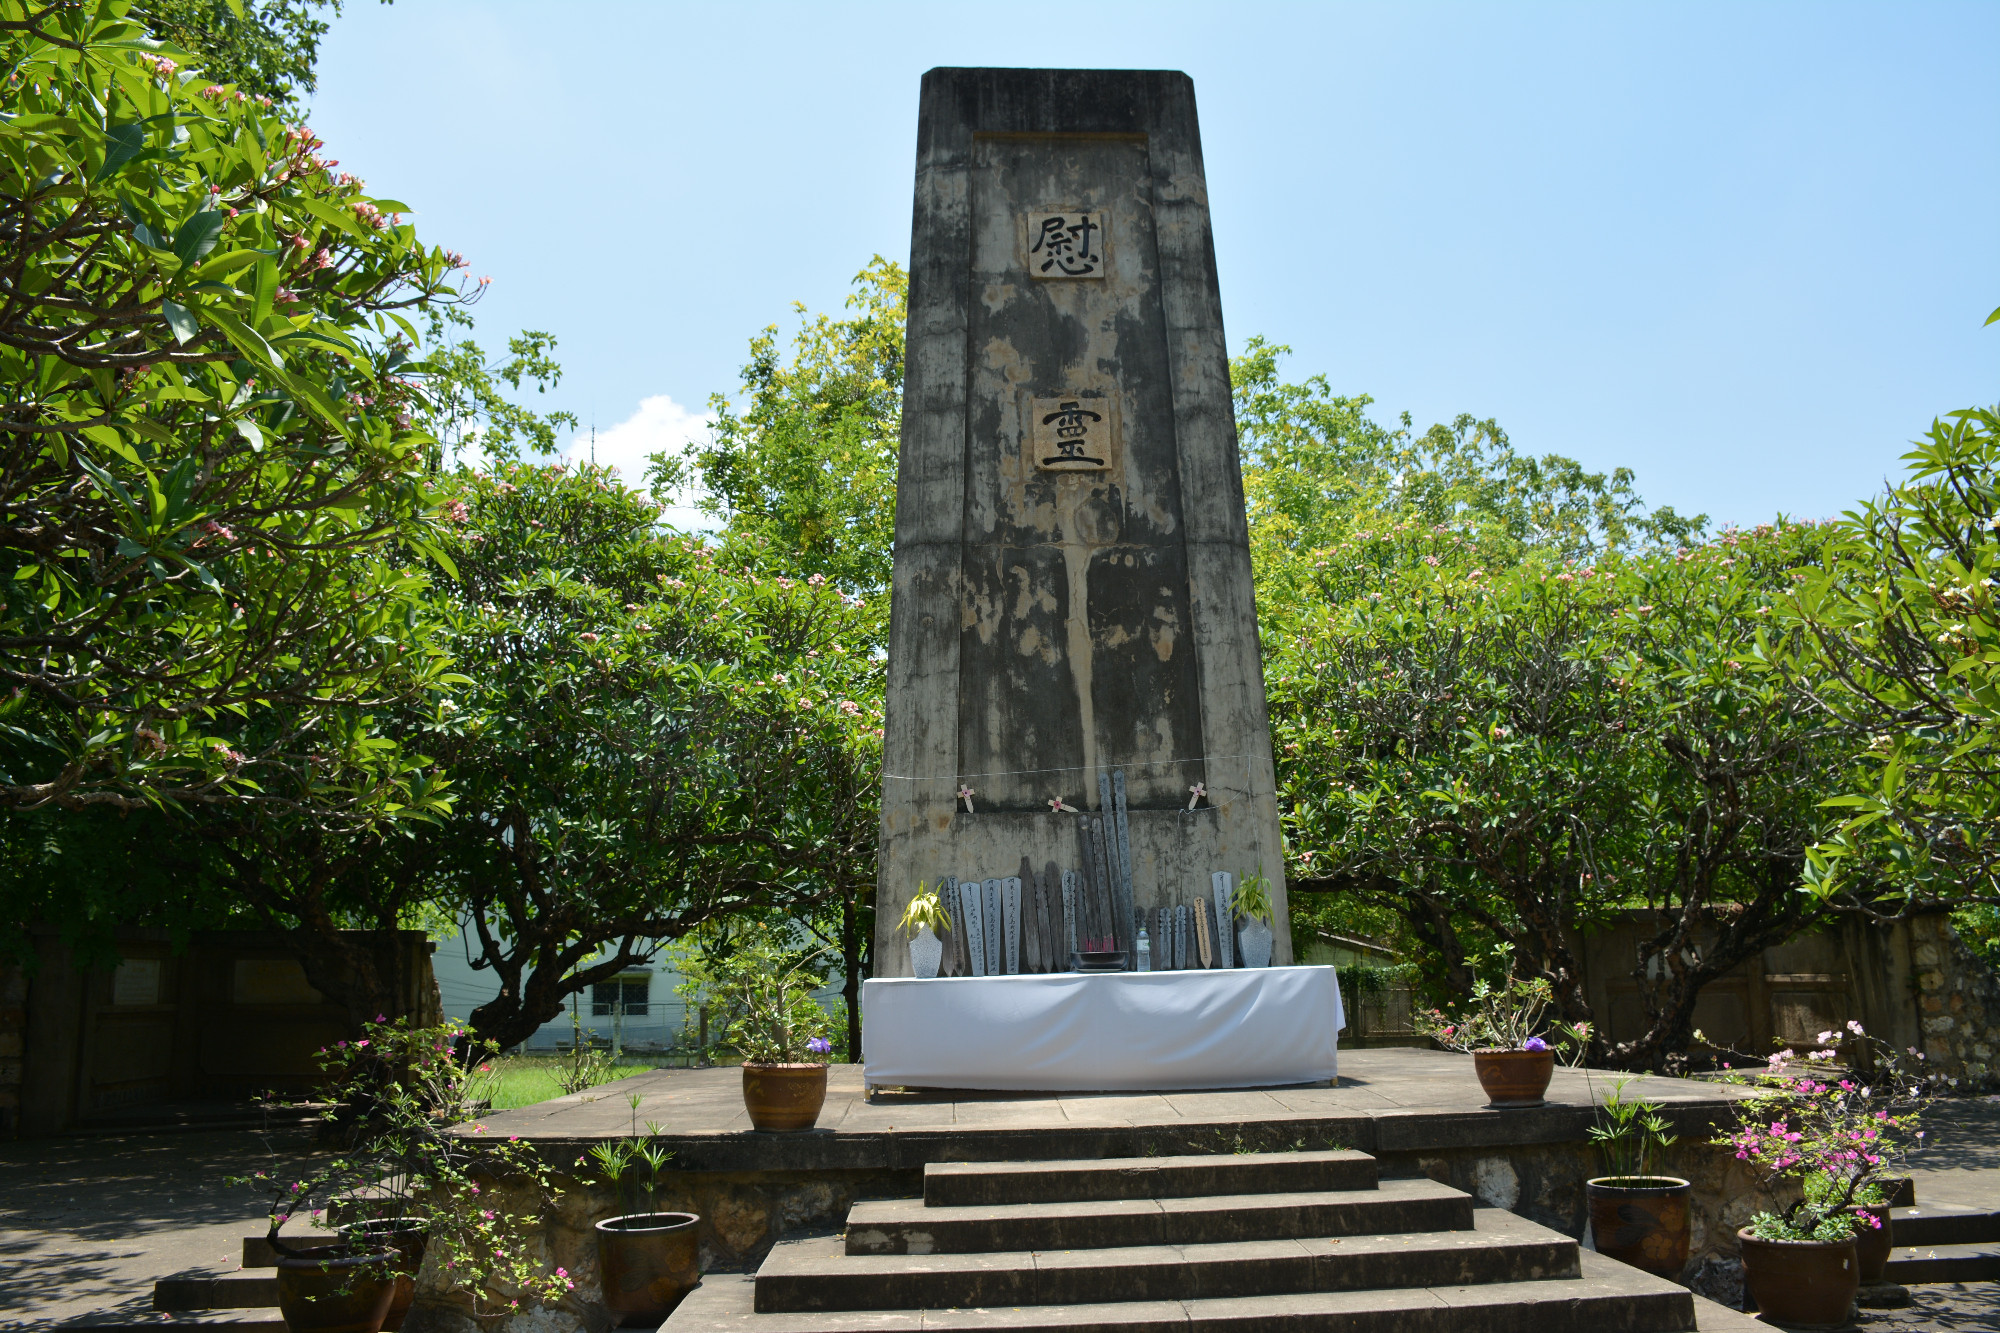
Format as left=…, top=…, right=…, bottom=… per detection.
left=99, top=122, right=147, bottom=180
left=172, top=209, right=228, bottom=268
left=234, top=417, right=265, bottom=451
left=162, top=300, right=199, bottom=344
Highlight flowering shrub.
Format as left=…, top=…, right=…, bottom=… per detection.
left=232, top=1017, right=573, bottom=1317
left=1413, top=944, right=1589, bottom=1054
left=1712, top=1022, right=1931, bottom=1243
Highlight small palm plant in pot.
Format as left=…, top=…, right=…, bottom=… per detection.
left=1233, top=866, right=1276, bottom=967
left=1584, top=1078, right=1689, bottom=1278
left=1713, top=1022, right=1931, bottom=1327
left=588, top=1094, right=699, bottom=1326
left=900, top=882, right=952, bottom=979
left=1414, top=945, right=1576, bottom=1108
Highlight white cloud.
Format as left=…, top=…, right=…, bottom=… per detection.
left=566, top=394, right=714, bottom=530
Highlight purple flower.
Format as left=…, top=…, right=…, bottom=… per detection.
left=1523, top=1037, right=1548, bottom=1052
left=806, top=1037, right=832, bottom=1056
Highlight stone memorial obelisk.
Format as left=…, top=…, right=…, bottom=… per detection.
left=875, top=67, right=1291, bottom=975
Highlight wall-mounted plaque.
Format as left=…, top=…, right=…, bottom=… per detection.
left=112, top=957, right=161, bottom=1007
left=1027, top=211, right=1106, bottom=278
left=1030, top=394, right=1116, bottom=473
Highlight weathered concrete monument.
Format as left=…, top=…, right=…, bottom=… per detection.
left=874, top=67, right=1292, bottom=978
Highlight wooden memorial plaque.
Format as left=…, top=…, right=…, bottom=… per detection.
left=939, top=876, right=960, bottom=977
left=1003, top=875, right=1022, bottom=974
left=1173, top=904, right=1189, bottom=971
left=982, top=878, right=1004, bottom=976
left=1061, top=868, right=1080, bottom=964
left=1195, top=897, right=1215, bottom=969
left=1048, top=861, right=1067, bottom=969
left=959, top=874, right=987, bottom=976
left=1212, top=872, right=1236, bottom=969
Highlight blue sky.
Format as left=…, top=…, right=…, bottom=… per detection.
left=310, top=1, right=1998, bottom=531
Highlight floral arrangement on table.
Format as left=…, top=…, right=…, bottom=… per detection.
left=231, top=1015, right=574, bottom=1319
left=1413, top=945, right=1589, bottom=1055
left=1232, top=866, right=1274, bottom=924
left=898, top=883, right=952, bottom=938
left=1711, top=1021, right=1932, bottom=1242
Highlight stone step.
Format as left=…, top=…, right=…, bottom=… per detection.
left=56, top=1315, right=288, bottom=1333
left=1884, top=1238, right=2000, bottom=1284
left=1890, top=1202, right=2000, bottom=1248
left=767, top=1210, right=1571, bottom=1314
left=922, top=1150, right=1379, bottom=1207
left=152, top=1275, right=278, bottom=1312
left=847, top=1176, right=1471, bottom=1256
left=670, top=1249, right=1704, bottom=1332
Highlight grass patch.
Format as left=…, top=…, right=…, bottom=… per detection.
left=475, top=1055, right=657, bottom=1111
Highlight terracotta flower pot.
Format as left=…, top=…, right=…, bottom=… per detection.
left=1586, top=1176, right=1691, bottom=1278
left=1850, top=1203, right=1893, bottom=1283
left=595, top=1212, right=701, bottom=1326
left=1472, top=1048, right=1555, bottom=1108
left=742, top=1062, right=828, bottom=1131
left=274, top=1246, right=398, bottom=1333
left=1738, top=1227, right=1858, bottom=1329
left=340, top=1218, right=426, bottom=1331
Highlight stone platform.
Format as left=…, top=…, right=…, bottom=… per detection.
left=459, top=1050, right=1772, bottom=1286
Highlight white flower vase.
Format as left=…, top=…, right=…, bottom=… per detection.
left=909, top=925, right=943, bottom=979
left=1237, top=918, right=1273, bottom=969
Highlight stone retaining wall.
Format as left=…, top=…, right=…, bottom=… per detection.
left=406, top=1111, right=1775, bottom=1333
left=1911, top=913, right=2000, bottom=1092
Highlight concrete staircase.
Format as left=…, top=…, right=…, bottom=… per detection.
left=666, top=1149, right=1760, bottom=1332
left=1886, top=1194, right=2000, bottom=1284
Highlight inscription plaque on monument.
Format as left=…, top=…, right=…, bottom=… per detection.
left=1027, top=211, right=1107, bottom=278
left=874, top=68, right=1292, bottom=973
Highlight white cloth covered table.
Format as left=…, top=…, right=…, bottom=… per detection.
left=860, top=965, right=1342, bottom=1092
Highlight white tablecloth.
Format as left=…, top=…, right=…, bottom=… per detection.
left=861, top=965, right=1342, bottom=1092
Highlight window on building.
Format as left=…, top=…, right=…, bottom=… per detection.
left=591, top=973, right=650, bottom=1017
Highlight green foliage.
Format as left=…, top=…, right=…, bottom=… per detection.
left=584, top=1092, right=672, bottom=1216
left=0, top=1, right=469, bottom=818
left=130, top=0, right=343, bottom=108
left=1233, top=338, right=1704, bottom=607
left=1233, top=865, right=1273, bottom=924
left=1587, top=1078, right=1679, bottom=1179
left=671, top=921, right=834, bottom=1064
left=1413, top=944, right=1576, bottom=1053
left=1788, top=406, right=2000, bottom=914
left=234, top=1015, right=573, bottom=1316
left=1269, top=511, right=1855, bottom=1065
left=692, top=258, right=906, bottom=593
left=326, top=460, right=882, bottom=1048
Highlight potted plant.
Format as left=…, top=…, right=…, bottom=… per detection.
left=1414, top=946, right=1572, bottom=1108
left=1233, top=866, right=1275, bottom=967
left=235, top=1016, right=576, bottom=1330
left=678, top=925, right=838, bottom=1131
left=900, top=882, right=952, bottom=979
left=588, top=1094, right=700, bottom=1326
left=1583, top=1078, right=1689, bottom=1279
left=1713, top=1022, right=1931, bottom=1326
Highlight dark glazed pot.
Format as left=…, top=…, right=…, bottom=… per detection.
left=274, top=1246, right=398, bottom=1333
left=742, top=1062, right=828, bottom=1131
left=1739, top=1228, right=1858, bottom=1329
left=341, top=1217, right=427, bottom=1331
left=595, top=1211, right=701, bottom=1326
left=1472, top=1048, right=1555, bottom=1108
left=1586, top=1176, right=1691, bottom=1278
left=1850, top=1203, right=1893, bottom=1282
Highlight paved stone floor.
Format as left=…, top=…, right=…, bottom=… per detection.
left=472, top=1049, right=1747, bottom=1169
left=0, top=1126, right=333, bottom=1330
